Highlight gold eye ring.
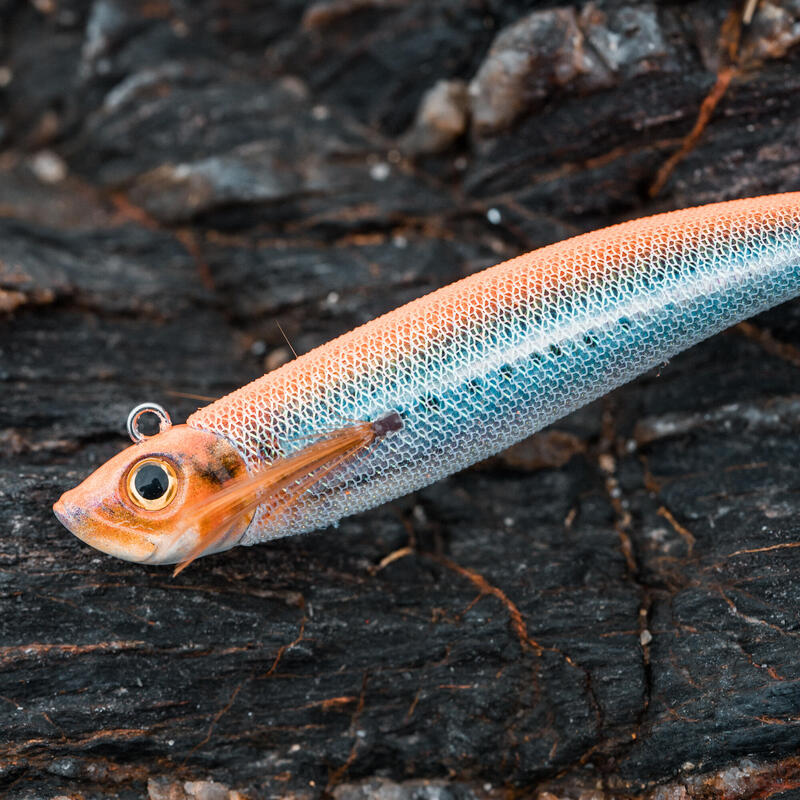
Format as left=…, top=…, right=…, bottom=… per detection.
left=127, top=458, right=178, bottom=511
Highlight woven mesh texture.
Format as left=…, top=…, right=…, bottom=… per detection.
left=189, top=193, right=800, bottom=544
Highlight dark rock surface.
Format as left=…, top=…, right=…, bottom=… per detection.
left=2, top=1, right=800, bottom=798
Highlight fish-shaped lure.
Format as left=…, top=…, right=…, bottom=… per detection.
left=54, top=193, right=800, bottom=573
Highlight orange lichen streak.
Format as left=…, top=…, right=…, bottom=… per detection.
left=55, top=194, right=800, bottom=570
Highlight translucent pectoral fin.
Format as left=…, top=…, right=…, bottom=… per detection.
left=171, top=419, right=382, bottom=575
left=172, top=512, right=251, bottom=576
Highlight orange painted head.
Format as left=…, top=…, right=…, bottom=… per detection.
left=53, top=425, right=251, bottom=567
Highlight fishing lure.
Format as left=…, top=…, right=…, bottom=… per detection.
left=54, top=193, right=800, bottom=573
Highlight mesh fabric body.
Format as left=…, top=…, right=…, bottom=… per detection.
left=188, top=193, right=800, bottom=544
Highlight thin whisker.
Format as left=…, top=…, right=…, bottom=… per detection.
left=166, top=390, right=220, bottom=403
left=275, top=321, right=299, bottom=360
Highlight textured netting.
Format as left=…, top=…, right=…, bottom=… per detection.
left=189, top=193, right=800, bottom=544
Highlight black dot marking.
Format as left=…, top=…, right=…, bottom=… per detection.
left=134, top=463, right=170, bottom=500
left=372, top=411, right=403, bottom=437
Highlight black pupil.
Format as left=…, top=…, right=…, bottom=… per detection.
left=134, top=463, right=169, bottom=501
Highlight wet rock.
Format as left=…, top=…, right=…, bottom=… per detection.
left=468, top=2, right=679, bottom=137
left=148, top=777, right=188, bottom=800
left=302, top=0, right=407, bottom=31
left=0, top=218, right=207, bottom=316
left=184, top=780, right=232, bottom=800
left=74, top=79, right=312, bottom=187
left=89, top=76, right=452, bottom=228
left=81, top=0, right=134, bottom=72
left=579, top=3, right=677, bottom=80
left=400, top=79, right=470, bottom=155
left=741, top=0, right=800, bottom=61
left=333, top=777, right=498, bottom=799
left=633, top=396, right=800, bottom=446
left=266, top=1, right=532, bottom=135
left=128, top=146, right=306, bottom=224
left=469, top=7, right=614, bottom=137
left=3, top=2, right=800, bottom=799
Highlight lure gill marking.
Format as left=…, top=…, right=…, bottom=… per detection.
left=54, top=193, right=800, bottom=572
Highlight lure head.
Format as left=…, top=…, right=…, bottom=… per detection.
left=53, top=425, right=251, bottom=565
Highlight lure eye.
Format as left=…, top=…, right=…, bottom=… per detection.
left=127, top=458, right=178, bottom=511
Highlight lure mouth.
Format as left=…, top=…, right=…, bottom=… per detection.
left=54, top=494, right=158, bottom=563
left=54, top=489, right=235, bottom=565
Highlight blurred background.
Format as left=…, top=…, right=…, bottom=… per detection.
left=2, top=1, right=800, bottom=799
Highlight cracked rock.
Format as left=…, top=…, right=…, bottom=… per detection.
left=469, top=3, right=678, bottom=137
left=469, top=7, right=614, bottom=136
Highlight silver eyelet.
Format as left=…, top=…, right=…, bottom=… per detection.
left=127, top=402, right=172, bottom=443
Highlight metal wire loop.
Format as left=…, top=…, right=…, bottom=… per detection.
left=127, top=402, right=172, bottom=443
